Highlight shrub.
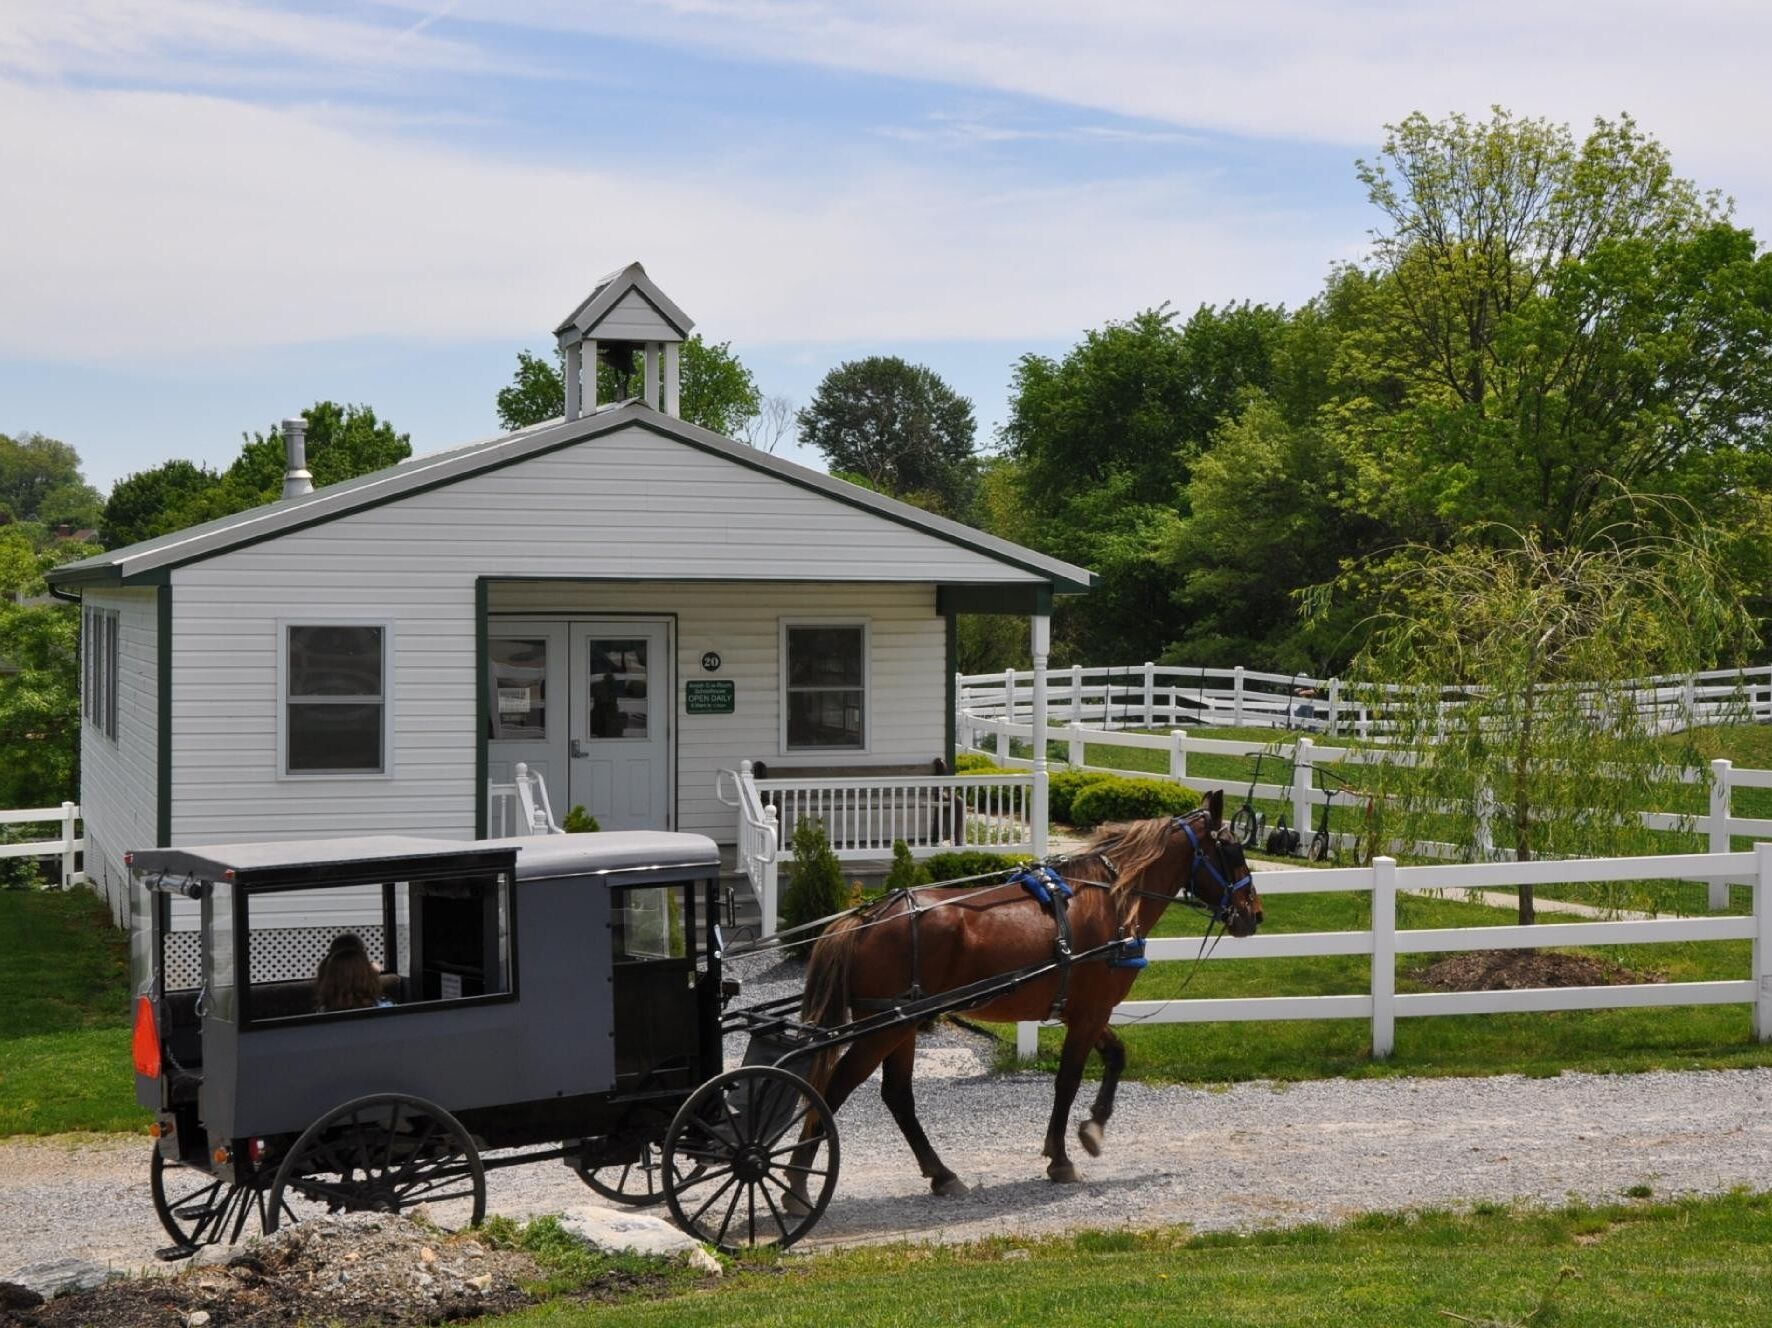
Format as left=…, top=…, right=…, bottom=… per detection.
left=922, top=849, right=1020, bottom=884
left=781, top=817, right=847, bottom=951
left=954, top=751, right=1002, bottom=773
left=1048, top=768, right=1116, bottom=824
left=882, top=839, right=931, bottom=892
left=1068, top=777, right=1199, bottom=830
left=562, top=805, right=601, bottom=834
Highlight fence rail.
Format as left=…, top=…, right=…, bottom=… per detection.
left=1015, top=846, right=1772, bottom=1059
left=960, top=662, right=1772, bottom=738
left=0, top=802, right=84, bottom=883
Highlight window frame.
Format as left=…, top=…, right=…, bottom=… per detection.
left=277, top=619, right=396, bottom=780
left=779, top=617, right=870, bottom=754
left=83, top=606, right=119, bottom=742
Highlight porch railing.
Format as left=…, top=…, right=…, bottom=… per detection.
left=1, top=802, right=84, bottom=885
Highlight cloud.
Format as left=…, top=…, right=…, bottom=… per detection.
left=0, top=79, right=1326, bottom=361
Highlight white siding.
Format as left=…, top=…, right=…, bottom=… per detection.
left=590, top=290, right=680, bottom=342
left=78, top=587, right=158, bottom=924
left=170, top=425, right=984, bottom=848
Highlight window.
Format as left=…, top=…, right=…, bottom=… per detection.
left=283, top=624, right=389, bottom=775
left=782, top=621, right=866, bottom=750
left=83, top=607, right=118, bottom=740
left=488, top=637, right=548, bottom=740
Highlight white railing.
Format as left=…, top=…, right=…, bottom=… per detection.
left=1016, top=846, right=1772, bottom=1060
left=720, top=762, right=1041, bottom=936
left=486, top=762, right=564, bottom=837
left=0, top=802, right=85, bottom=885
left=960, top=662, right=1772, bottom=739
left=962, top=710, right=1772, bottom=910
left=717, top=761, right=782, bottom=937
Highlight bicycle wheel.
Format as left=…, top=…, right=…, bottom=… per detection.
left=1307, top=830, right=1334, bottom=864
left=1230, top=805, right=1261, bottom=848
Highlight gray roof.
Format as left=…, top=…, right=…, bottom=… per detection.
left=554, top=261, right=695, bottom=341
left=484, top=831, right=721, bottom=879
left=129, top=836, right=513, bottom=883
left=51, top=400, right=1095, bottom=593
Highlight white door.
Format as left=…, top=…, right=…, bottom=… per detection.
left=568, top=620, right=672, bottom=831
left=486, top=621, right=569, bottom=831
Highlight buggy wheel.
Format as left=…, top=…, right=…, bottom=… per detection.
left=577, top=1107, right=678, bottom=1207
left=1307, top=830, right=1334, bottom=863
left=662, top=1066, right=839, bottom=1253
left=150, top=1147, right=279, bottom=1256
left=1229, top=805, right=1261, bottom=849
left=264, top=1093, right=484, bottom=1234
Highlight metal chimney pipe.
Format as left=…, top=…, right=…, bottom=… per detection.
left=281, top=417, right=313, bottom=499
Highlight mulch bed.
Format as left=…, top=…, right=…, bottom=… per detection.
left=1411, top=949, right=1663, bottom=992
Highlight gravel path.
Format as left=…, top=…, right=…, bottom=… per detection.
left=5, top=1029, right=1770, bottom=1276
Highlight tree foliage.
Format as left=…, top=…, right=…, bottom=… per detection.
left=0, top=529, right=93, bottom=810
left=494, top=338, right=764, bottom=437
left=797, top=357, right=978, bottom=519
left=0, top=433, right=103, bottom=534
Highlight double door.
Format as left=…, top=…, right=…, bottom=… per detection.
left=486, top=618, right=671, bottom=832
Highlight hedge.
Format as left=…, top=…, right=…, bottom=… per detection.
left=1068, top=776, right=1200, bottom=830
left=1048, top=768, right=1116, bottom=824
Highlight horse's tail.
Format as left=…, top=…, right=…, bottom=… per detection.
left=798, top=912, right=863, bottom=1094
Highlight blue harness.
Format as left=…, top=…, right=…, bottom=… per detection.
left=1177, top=818, right=1256, bottom=924
left=1010, top=864, right=1073, bottom=908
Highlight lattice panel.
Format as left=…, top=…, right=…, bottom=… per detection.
left=250, top=925, right=386, bottom=985
left=163, top=931, right=201, bottom=990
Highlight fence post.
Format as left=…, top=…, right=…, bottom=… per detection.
left=1475, top=783, right=1495, bottom=863
left=1016, top=1019, right=1040, bottom=1062
left=999, top=669, right=1016, bottom=760
left=1371, top=856, right=1397, bottom=1059
left=1143, top=662, right=1156, bottom=728
left=1326, top=677, right=1341, bottom=737
left=1683, top=673, right=1697, bottom=730
left=1068, top=723, right=1085, bottom=770
left=1710, top=758, right=1734, bottom=911
left=1292, top=736, right=1314, bottom=835
left=1755, top=842, right=1772, bottom=1042
left=1070, top=664, right=1083, bottom=724
left=760, top=805, right=780, bottom=938
left=1169, top=730, right=1188, bottom=783
left=60, top=802, right=78, bottom=887
left=1233, top=665, right=1246, bottom=728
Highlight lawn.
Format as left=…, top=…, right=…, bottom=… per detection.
left=0, top=887, right=146, bottom=1135
left=484, top=1190, right=1772, bottom=1328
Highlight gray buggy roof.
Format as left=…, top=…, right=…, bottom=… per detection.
left=485, top=831, right=721, bottom=879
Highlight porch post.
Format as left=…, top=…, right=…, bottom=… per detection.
left=1031, top=612, right=1050, bottom=858
left=564, top=341, right=583, bottom=420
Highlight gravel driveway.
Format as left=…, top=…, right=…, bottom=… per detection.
left=4, top=1021, right=1769, bottom=1277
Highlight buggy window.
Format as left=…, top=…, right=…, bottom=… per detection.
left=612, top=886, right=688, bottom=962
left=237, top=872, right=513, bottom=1024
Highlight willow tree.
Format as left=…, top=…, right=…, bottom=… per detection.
left=1345, top=510, right=1754, bottom=923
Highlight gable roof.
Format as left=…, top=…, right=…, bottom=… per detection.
left=49, top=401, right=1095, bottom=593
left=554, top=261, right=695, bottom=342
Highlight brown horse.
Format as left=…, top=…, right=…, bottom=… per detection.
left=798, top=789, right=1263, bottom=1192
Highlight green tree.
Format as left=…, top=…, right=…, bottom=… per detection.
left=797, top=357, right=979, bottom=518
left=0, top=529, right=92, bottom=810
left=0, top=433, right=102, bottom=530
left=494, top=338, right=763, bottom=437
left=1340, top=502, right=1755, bottom=924
left=100, top=459, right=220, bottom=547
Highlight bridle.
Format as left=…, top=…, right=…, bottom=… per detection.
left=1106, top=808, right=1258, bottom=992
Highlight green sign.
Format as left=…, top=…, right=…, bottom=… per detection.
left=685, top=679, right=735, bottom=715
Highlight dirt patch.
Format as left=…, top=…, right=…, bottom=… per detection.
left=2, top=1214, right=541, bottom=1328
left=1411, top=950, right=1663, bottom=992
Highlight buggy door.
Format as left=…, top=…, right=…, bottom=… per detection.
left=610, top=882, right=701, bottom=1094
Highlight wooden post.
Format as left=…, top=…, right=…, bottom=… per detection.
left=1292, top=736, right=1314, bottom=837
left=1233, top=665, right=1246, bottom=728
left=60, top=801, right=78, bottom=887
left=1755, top=842, right=1772, bottom=1042
left=1069, top=664, right=1083, bottom=723
left=1326, top=677, right=1341, bottom=737
left=563, top=341, right=582, bottom=420
left=1143, top=662, right=1156, bottom=729
left=585, top=341, right=599, bottom=409
left=1000, top=669, right=1016, bottom=761
left=663, top=341, right=681, bottom=417
left=1068, top=723, right=1085, bottom=770
left=761, top=805, right=780, bottom=938
left=643, top=342, right=661, bottom=408
left=1710, top=759, right=1733, bottom=911
left=1169, top=730, right=1188, bottom=783
left=1017, top=1019, right=1039, bottom=1062
left=1031, top=616, right=1050, bottom=859
left=1371, top=856, right=1397, bottom=1059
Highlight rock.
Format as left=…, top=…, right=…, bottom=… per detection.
left=559, top=1204, right=709, bottom=1260
left=190, top=1245, right=233, bottom=1268
left=685, top=1246, right=723, bottom=1277
left=0, top=1282, right=45, bottom=1312
left=187, top=1311, right=212, bottom=1327
left=419, top=1246, right=437, bottom=1265
left=466, top=1273, right=493, bottom=1292
left=5, top=1258, right=116, bottom=1299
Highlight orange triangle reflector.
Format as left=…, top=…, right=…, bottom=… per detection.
left=132, top=996, right=162, bottom=1079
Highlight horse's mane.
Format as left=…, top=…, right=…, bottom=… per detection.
left=1080, top=815, right=1186, bottom=903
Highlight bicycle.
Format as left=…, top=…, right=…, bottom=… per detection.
left=1307, top=767, right=1365, bottom=864
left=1230, top=749, right=1282, bottom=848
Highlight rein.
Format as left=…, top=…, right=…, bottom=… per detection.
left=1113, top=810, right=1257, bottom=992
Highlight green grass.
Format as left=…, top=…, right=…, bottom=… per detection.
left=483, top=1190, right=1772, bottom=1328
left=1006, top=886, right=1772, bottom=1084
left=0, top=888, right=146, bottom=1135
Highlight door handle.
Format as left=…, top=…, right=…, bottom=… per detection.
left=570, top=739, right=589, bottom=759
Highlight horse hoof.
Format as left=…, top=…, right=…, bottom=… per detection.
left=1047, top=1161, right=1079, bottom=1184
left=1078, top=1120, right=1104, bottom=1158
left=932, top=1175, right=969, bottom=1197
left=783, top=1189, right=813, bottom=1218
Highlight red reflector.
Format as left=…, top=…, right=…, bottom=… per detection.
left=132, top=996, right=162, bottom=1079
left=124, top=852, right=135, bottom=866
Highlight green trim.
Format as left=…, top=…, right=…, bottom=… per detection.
left=944, top=612, right=958, bottom=772
left=936, top=583, right=1051, bottom=616
left=157, top=583, right=172, bottom=846
left=49, top=406, right=1094, bottom=595
left=475, top=578, right=489, bottom=839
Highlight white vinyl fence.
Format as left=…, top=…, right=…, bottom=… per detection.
left=1016, top=846, right=1772, bottom=1060
left=961, top=662, right=1772, bottom=738
left=1, top=802, right=84, bottom=885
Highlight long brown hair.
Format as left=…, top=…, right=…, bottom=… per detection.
left=1084, top=817, right=1183, bottom=903
left=315, top=933, right=382, bottom=1012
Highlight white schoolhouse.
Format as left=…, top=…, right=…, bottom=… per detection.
left=52, top=265, right=1092, bottom=923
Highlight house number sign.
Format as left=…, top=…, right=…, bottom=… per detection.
left=701, top=651, right=722, bottom=672
left=685, top=680, right=735, bottom=714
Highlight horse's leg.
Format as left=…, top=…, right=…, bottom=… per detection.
left=1041, top=1019, right=1102, bottom=1183
left=1077, top=1027, right=1126, bottom=1158
left=879, top=1032, right=966, bottom=1196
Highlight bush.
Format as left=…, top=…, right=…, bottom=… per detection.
left=882, top=839, right=931, bottom=892
left=1068, top=776, right=1199, bottom=830
left=954, top=751, right=1004, bottom=773
left=781, top=817, right=847, bottom=950
left=1048, top=768, right=1116, bottom=824
left=562, top=804, right=601, bottom=833
left=922, top=849, right=1020, bottom=884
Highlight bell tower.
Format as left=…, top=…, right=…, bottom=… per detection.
left=555, top=262, right=696, bottom=421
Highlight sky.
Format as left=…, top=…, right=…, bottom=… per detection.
left=2, top=1, right=1770, bottom=491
